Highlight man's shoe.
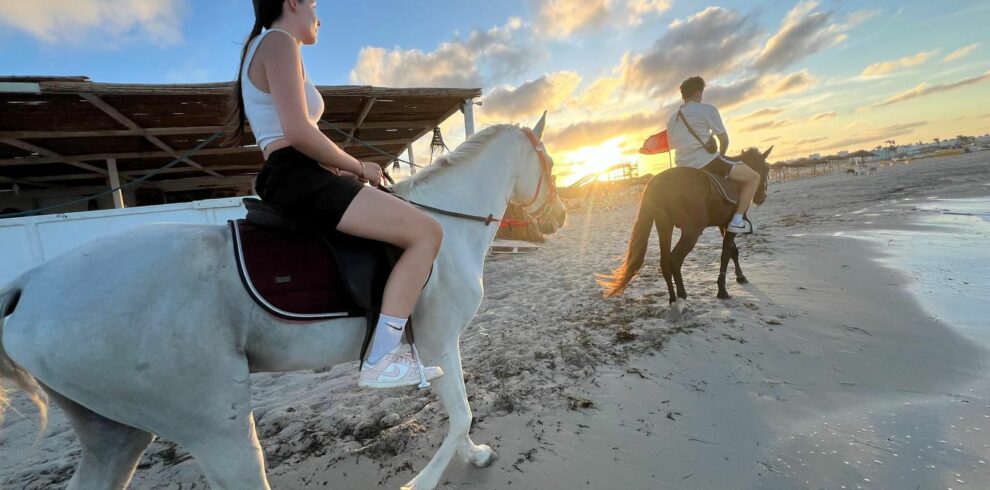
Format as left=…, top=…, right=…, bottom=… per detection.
left=727, top=218, right=755, bottom=235
left=359, top=344, right=443, bottom=389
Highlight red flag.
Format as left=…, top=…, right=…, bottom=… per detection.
left=639, top=130, right=670, bottom=155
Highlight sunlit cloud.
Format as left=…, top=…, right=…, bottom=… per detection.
left=736, top=107, right=786, bottom=121
left=753, top=1, right=874, bottom=73
left=350, top=19, right=533, bottom=88
left=482, top=71, right=582, bottom=120
left=532, top=0, right=672, bottom=38
left=0, top=0, right=185, bottom=46
left=861, top=50, right=938, bottom=76
left=871, top=70, right=990, bottom=109
left=545, top=112, right=662, bottom=152
left=741, top=119, right=792, bottom=132
left=811, top=111, right=837, bottom=121
left=943, top=44, right=980, bottom=62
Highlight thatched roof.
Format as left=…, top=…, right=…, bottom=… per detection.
left=0, top=76, right=480, bottom=194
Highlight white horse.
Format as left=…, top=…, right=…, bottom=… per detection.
left=0, top=117, right=566, bottom=490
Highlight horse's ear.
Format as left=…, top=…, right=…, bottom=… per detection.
left=762, top=146, right=774, bottom=160
left=533, top=110, right=547, bottom=140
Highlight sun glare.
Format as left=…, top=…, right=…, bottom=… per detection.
left=556, top=137, right=631, bottom=186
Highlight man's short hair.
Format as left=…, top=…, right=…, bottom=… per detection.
left=680, top=76, right=705, bottom=99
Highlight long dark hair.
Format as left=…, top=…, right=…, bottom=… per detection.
left=222, top=0, right=285, bottom=147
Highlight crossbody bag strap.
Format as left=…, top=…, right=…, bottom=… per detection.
left=677, top=109, right=711, bottom=148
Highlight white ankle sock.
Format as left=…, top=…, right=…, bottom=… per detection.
left=731, top=213, right=745, bottom=226
left=367, top=314, right=407, bottom=364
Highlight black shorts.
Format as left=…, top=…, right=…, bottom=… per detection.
left=701, top=155, right=741, bottom=179
left=255, top=147, right=365, bottom=229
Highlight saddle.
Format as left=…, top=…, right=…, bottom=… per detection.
left=230, top=198, right=401, bottom=359
left=700, top=170, right=739, bottom=206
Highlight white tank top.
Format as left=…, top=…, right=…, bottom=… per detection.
left=241, top=29, right=325, bottom=151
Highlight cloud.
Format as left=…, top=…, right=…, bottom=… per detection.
left=702, top=70, right=816, bottom=111
left=825, top=121, right=927, bottom=149
left=532, top=0, right=671, bottom=38
left=532, top=0, right=612, bottom=38
left=0, top=0, right=185, bottom=46
left=572, top=76, right=624, bottom=110
left=861, top=50, right=938, bottom=76
left=794, top=136, right=828, bottom=145
left=811, top=111, right=837, bottom=121
left=741, top=119, right=792, bottom=132
left=627, top=0, right=673, bottom=26
left=619, top=7, right=762, bottom=96
left=872, top=70, right=990, bottom=108
left=544, top=112, right=663, bottom=152
left=350, top=19, right=533, bottom=88
left=483, top=72, right=582, bottom=119
left=753, top=1, right=872, bottom=73
left=737, top=107, right=786, bottom=121
left=944, top=44, right=980, bottom=62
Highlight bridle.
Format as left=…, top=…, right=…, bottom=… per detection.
left=387, top=128, right=559, bottom=227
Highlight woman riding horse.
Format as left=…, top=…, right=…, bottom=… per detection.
left=225, top=0, right=442, bottom=388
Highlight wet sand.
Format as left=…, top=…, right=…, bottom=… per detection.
left=2, top=152, right=990, bottom=489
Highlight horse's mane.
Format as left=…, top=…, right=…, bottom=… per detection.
left=394, top=124, right=518, bottom=192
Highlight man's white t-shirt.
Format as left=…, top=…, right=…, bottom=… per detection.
left=666, top=102, right=727, bottom=169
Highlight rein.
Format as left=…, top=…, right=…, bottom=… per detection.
left=376, top=128, right=557, bottom=227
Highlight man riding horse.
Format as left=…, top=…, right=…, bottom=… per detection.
left=667, top=76, right=759, bottom=234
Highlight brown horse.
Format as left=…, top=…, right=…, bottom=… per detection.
left=599, top=147, right=773, bottom=321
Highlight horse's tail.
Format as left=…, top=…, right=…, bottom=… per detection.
left=598, top=184, right=658, bottom=297
left=0, top=283, right=48, bottom=432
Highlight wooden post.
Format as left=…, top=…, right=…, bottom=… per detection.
left=463, top=99, right=476, bottom=138
left=107, top=158, right=125, bottom=209
left=407, top=146, right=416, bottom=175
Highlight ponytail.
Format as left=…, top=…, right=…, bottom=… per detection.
left=223, top=0, right=284, bottom=147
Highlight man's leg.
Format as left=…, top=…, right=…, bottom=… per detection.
left=728, top=163, right=759, bottom=216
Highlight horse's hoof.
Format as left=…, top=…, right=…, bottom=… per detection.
left=736, top=276, right=749, bottom=284
left=717, top=291, right=731, bottom=300
left=472, top=445, right=498, bottom=468
left=668, top=299, right=684, bottom=322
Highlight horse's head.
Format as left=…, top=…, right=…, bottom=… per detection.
left=739, top=146, right=773, bottom=205
left=513, top=112, right=567, bottom=234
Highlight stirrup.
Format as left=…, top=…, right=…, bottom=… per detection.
left=409, top=343, right=431, bottom=389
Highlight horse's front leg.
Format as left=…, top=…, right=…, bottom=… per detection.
left=403, top=338, right=495, bottom=490
left=730, top=237, right=748, bottom=284
left=717, top=230, right=734, bottom=299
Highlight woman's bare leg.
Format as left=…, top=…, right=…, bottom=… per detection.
left=337, top=187, right=442, bottom=318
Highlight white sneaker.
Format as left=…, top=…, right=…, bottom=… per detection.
left=727, top=218, right=755, bottom=234
left=359, top=344, right=443, bottom=389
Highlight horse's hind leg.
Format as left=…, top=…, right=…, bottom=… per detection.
left=656, top=220, right=677, bottom=305
left=46, top=387, right=155, bottom=490
left=671, top=227, right=702, bottom=300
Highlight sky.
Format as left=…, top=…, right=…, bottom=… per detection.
left=1, top=0, right=989, bottom=183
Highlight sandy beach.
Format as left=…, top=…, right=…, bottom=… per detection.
left=2, top=152, right=990, bottom=489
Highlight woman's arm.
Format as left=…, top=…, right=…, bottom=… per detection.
left=261, top=32, right=380, bottom=182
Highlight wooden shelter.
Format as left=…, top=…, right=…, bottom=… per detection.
left=0, top=76, right=480, bottom=213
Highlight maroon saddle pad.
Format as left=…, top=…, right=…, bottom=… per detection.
left=230, top=220, right=361, bottom=321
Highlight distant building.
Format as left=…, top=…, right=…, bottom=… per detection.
left=837, top=150, right=849, bottom=157
left=809, top=153, right=821, bottom=160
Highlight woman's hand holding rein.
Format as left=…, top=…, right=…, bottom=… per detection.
left=360, top=161, right=383, bottom=187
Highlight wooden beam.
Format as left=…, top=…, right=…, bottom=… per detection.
left=0, top=175, right=64, bottom=189
left=0, top=138, right=107, bottom=175
left=0, top=137, right=417, bottom=167
left=19, top=165, right=265, bottom=182
left=343, top=97, right=376, bottom=147
left=106, top=158, right=125, bottom=209
left=79, top=93, right=225, bottom=179
left=0, top=120, right=435, bottom=140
